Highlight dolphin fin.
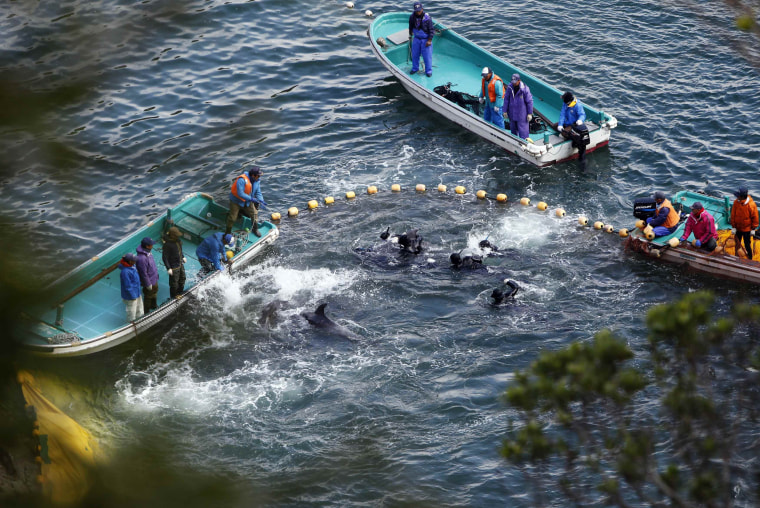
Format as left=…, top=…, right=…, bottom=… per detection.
left=316, top=303, right=328, bottom=316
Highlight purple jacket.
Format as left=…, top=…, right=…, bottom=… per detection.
left=681, top=211, right=717, bottom=244
left=503, top=82, right=533, bottom=123
left=136, top=245, right=159, bottom=287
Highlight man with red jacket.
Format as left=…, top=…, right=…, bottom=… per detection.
left=679, top=202, right=718, bottom=252
left=730, top=186, right=759, bottom=259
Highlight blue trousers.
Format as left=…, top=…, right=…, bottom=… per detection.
left=411, top=38, right=432, bottom=76
left=483, top=105, right=505, bottom=129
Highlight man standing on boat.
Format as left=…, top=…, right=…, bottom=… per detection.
left=225, top=166, right=265, bottom=238
left=646, top=191, right=680, bottom=237
left=136, top=236, right=159, bottom=313
left=478, top=67, right=505, bottom=129
left=163, top=226, right=186, bottom=299
left=408, top=2, right=433, bottom=77
left=730, top=186, right=759, bottom=260
left=119, top=253, right=144, bottom=322
left=503, top=73, right=533, bottom=139
left=679, top=202, right=718, bottom=252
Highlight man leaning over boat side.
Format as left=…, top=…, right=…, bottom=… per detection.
left=119, top=253, right=144, bottom=322
left=646, top=191, right=680, bottom=237
left=136, top=236, right=159, bottom=313
left=730, top=186, right=759, bottom=260
left=197, top=232, right=234, bottom=276
left=503, top=73, right=533, bottom=139
left=225, top=166, right=265, bottom=238
left=163, top=226, right=187, bottom=299
left=478, top=67, right=505, bottom=129
left=679, top=202, right=718, bottom=252
left=408, top=2, right=433, bottom=77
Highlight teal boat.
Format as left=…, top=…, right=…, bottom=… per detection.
left=368, top=12, right=618, bottom=167
left=626, top=190, right=760, bottom=284
left=17, top=192, right=279, bottom=357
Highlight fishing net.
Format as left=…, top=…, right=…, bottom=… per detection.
left=434, top=83, right=481, bottom=116
left=716, top=229, right=760, bottom=261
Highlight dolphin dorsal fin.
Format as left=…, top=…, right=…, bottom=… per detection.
left=316, top=303, right=328, bottom=315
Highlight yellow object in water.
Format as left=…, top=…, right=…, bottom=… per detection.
left=324, top=196, right=335, bottom=205
left=416, top=184, right=426, bottom=192
left=437, top=184, right=446, bottom=193
left=496, top=193, right=507, bottom=202
left=367, top=185, right=378, bottom=194
left=455, top=186, right=466, bottom=194
left=391, top=184, right=401, bottom=192
left=288, top=207, right=299, bottom=216
left=520, top=197, right=530, bottom=206
left=270, top=212, right=281, bottom=221
left=476, top=190, right=486, bottom=199
left=308, top=200, right=318, bottom=209
left=346, top=191, right=356, bottom=199
left=17, top=370, right=98, bottom=505
left=537, top=202, right=548, bottom=211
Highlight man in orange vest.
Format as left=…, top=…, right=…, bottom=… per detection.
left=646, top=191, right=681, bottom=237
left=477, top=67, right=505, bottom=129
left=225, top=166, right=266, bottom=237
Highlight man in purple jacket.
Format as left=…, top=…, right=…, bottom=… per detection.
left=503, top=73, right=534, bottom=139
left=408, top=2, right=433, bottom=77
left=136, top=236, right=159, bottom=313
left=679, top=202, right=718, bottom=252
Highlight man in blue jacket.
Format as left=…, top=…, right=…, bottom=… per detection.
left=408, top=2, right=433, bottom=77
left=197, top=232, right=235, bottom=275
left=119, top=253, right=144, bottom=322
left=225, top=166, right=266, bottom=237
left=503, top=73, right=533, bottom=139
left=557, top=91, right=589, bottom=169
left=136, top=236, right=159, bottom=313
left=478, top=67, right=505, bottom=129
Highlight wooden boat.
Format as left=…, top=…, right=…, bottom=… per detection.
left=368, top=12, right=618, bottom=167
left=16, top=192, right=279, bottom=357
left=625, top=190, right=760, bottom=284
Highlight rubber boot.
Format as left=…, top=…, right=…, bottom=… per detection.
left=252, top=223, right=262, bottom=238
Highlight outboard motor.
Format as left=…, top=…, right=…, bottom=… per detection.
left=570, top=123, right=590, bottom=149
left=633, top=197, right=657, bottom=221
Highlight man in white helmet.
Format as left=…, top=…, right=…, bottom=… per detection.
left=477, top=67, right=505, bottom=129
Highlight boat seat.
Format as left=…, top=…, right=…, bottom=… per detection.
left=387, top=29, right=410, bottom=45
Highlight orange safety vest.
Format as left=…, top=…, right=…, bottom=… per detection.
left=656, top=198, right=680, bottom=228
left=231, top=173, right=252, bottom=201
left=481, top=74, right=505, bottom=103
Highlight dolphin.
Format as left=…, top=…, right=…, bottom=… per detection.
left=301, top=303, right=359, bottom=341
left=258, top=299, right=288, bottom=329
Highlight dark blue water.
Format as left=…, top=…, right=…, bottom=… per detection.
left=3, top=0, right=760, bottom=505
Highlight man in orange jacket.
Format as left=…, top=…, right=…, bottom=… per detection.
left=730, top=186, right=759, bottom=259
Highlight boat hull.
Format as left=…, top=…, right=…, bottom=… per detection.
left=368, top=12, right=617, bottom=166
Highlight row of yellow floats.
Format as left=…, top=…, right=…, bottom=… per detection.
left=268, top=183, right=638, bottom=239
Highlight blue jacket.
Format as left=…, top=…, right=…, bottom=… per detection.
left=120, top=263, right=141, bottom=300
left=408, top=12, right=434, bottom=41
left=135, top=245, right=159, bottom=287
left=559, top=100, right=586, bottom=128
left=230, top=176, right=264, bottom=207
left=479, top=75, right=504, bottom=109
left=504, top=82, right=533, bottom=123
left=196, top=232, right=226, bottom=271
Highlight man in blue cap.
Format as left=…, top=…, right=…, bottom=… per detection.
left=408, top=2, right=434, bottom=77
left=503, top=73, right=533, bottom=139
left=197, top=232, right=236, bottom=276
left=225, top=165, right=266, bottom=237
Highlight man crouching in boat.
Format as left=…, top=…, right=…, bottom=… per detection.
left=679, top=202, right=718, bottom=252
left=646, top=191, right=680, bottom=237
left=408, top=2, right=433, bottom=77
left=478, top=67, right=505, bottom=129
